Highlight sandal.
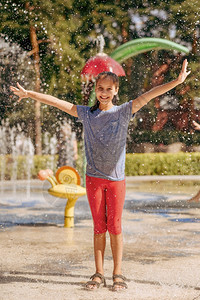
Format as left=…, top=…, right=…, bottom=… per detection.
left=85, top=272, right=106, bottom=290
left=112, top=274, right=128, bottom=291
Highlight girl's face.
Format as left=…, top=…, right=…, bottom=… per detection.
left=95, top=77, right=118, bottom=106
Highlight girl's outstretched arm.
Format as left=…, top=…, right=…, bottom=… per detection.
left=10, top=83, right=78, bottom=117
left=131, top=59, right=191, bottom=114
left=193, top=120, right=200, bottom=131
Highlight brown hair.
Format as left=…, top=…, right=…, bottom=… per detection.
left=90, top=72, right=119, bottom=113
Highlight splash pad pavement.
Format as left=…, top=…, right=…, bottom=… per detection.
left=1, top=176, right=200, bottom=300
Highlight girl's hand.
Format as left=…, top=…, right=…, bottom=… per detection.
left=193, top=120, right=200, bottom=131
left=177, top=59, right=191, bottom=84
left=10, top=82, right=28, bottom=102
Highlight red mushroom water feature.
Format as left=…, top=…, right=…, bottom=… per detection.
left=81, top=53, right=125, bottom=79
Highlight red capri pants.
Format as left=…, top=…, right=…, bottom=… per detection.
left=86, top=175, right=126, bottom=235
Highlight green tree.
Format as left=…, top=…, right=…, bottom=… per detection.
left=125, top=0, right=200, bottom=131
left=0, top=0, right=85, bottom=153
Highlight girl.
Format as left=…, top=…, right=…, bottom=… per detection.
left=10, top=59, right=190, bottom=291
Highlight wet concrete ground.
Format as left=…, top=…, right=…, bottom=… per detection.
left=1, top=177, right=200, bottom=299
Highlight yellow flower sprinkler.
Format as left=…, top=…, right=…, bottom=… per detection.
left=38, top=166, right=86, bottom=228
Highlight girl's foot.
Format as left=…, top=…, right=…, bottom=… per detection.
left=85, top=273, right=106, bottom=290
left=112, top=274, right=128, bottom=291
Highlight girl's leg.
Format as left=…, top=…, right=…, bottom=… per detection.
left=94, top=232, right=106, bottom=274
left=85, top=233, right=106, bottom=289
left=109, top=232, right=123, bottom=275
left=86, top=176, right=107, bottom=289
left=106, top=179, right=126, bottom=289
left=86, top=176, right=107, bottom=235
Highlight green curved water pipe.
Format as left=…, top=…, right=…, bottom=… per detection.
left=88, top=37, right=189, bottom=106
left=110, top=37, right=189, bottom=63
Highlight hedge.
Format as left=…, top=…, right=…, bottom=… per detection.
left=0, top=152, right=200, bottom=179
left=125, top=152, right=200, bottom=176
left=0, top=155, right=58, bottom=180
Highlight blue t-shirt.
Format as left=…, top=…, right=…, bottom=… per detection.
left=77, top=101, right=134, bottom=181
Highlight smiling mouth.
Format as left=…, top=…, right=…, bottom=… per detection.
left=100, top=96, right=109, bottom=100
